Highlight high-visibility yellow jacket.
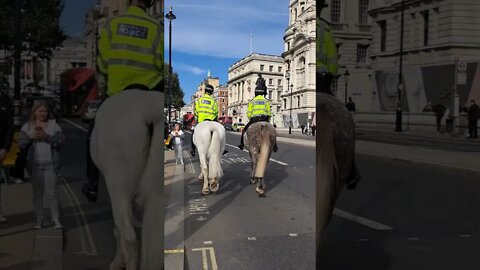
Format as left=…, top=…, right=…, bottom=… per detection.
left=97, top=6, right=163, bottom=96
left=316, top=18, right=338, bottom=75
left=195, top=94, right=218, bottom=123
left=247, top=95, right=271, bottom=119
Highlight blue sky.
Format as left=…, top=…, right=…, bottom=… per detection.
left=61, top=0, right=97, bottom=38
left=165, top=0, right=289, bottom=104
left=60, top=0, right=289, bottom=104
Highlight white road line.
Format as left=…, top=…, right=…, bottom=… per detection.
left=333, top=208, right=394, bottom=231
left=61, top=118, right=88, bottom=133
left=225, top=143, right=288, bottom=166
left=60, top=176, right=98, bottom=255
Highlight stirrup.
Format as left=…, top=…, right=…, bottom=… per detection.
left=238, top=144, right=244, bottom=150
left=190, top=149, right=196, bottom=156
left=82, top=184, right=98, bottom=203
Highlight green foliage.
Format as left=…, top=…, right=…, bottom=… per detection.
left=0, top=0, right=67, bottom=59
left=164, top=63, right=185, bottom=109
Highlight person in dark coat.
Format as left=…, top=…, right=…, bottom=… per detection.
left=432, top=104, right=446, bottom=133
left=464, top=99, right=479, bottom=138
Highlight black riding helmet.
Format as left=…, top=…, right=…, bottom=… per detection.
left=130, top=0, right=157, bottom=8
left=254, top=87, right=266, bottom=97
left=205, top=84, right=214, bottom=94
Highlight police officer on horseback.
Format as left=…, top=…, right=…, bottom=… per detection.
left=317, top=0, right=360, bottom=190
left=82, top=0, right=163, bottom=203
left=238, top=74, right=278, bottom=152
left=190, top=84, right=228, bottom=156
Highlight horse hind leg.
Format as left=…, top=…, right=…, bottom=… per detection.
left=199, top=155, right=210, bottom=195
left=108, top=187, right=138, bottom=270
left=255, top=177, right=266, bottom=197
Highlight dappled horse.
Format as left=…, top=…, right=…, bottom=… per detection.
left=90, top=90, right=164, bottom=270
left=244, top=122, right=277, bottom=197
left=316, top=92, right=356, bottom=265
left=192, top=120, right=226, bottom=195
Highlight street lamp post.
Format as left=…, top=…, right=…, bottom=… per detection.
left=395, top=0, right=405, bottom=132
left=13, top=0, right=22, bottom=128
left=289, top=83, right=293, bottom=135
left=285, top=70, right=291, bottom=134
left=165, top=6, right=176, bottom=128
left=344, top=68, right=350, bottom=105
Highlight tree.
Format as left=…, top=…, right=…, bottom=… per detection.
left=164, top=63, right=185, bottom=110
left=0, top=0, right=67, bottom=59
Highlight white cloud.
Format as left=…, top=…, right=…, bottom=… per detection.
left=175, top=63, right=207, bottom=75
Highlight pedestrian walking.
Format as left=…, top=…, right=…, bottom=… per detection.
left=0, top=89, right=14, bottom=223
left=464, top=99, right=479, bottom=138
left=19, top=101, right=65, bottom=229
left=432, top=104, right=446, bottom=133
left=171, top=123, right=185, bottom=164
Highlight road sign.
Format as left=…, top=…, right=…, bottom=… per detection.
left=458, top=62, right=467, bottom=72
left=458, top=72, right=467, bottom=85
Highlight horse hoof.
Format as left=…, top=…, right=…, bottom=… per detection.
left=202, top=190, right=210, bottom=195
left=250, top=178, right=257, bottom=184
left=256, top=187, right=265, bottom=197
left=209, top=183, right=219, bottom=192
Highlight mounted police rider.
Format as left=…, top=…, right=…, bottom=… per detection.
left=190, top=84, right=228, bottom=156
left=238, top=74, right=278, bottom=152
left=82, top=0, right=163, bottom=203
left=317, top=0, right=360, bottom=189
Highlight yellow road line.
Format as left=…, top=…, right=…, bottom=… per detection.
left=164, top=249, right=185, bottom=254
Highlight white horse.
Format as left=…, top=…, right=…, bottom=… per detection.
left=192, top=121, right=226, bottom=195
left=90, top=90, right=164, bottom=270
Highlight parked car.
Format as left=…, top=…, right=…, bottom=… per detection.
left=223, top=123, right=233, bottom=131
left=82, top=99, right=102, bottom=122
left=232, top=122, right=245, bottom=132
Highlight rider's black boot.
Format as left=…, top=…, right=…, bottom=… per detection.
left=273, top=143, right=278, bottom=152
left=82, top=183, right=98, bottom=203
left=223, top=149, right=228, bottom=155
left=238, top=143, right=244, bottom=150
left=346, top=163, right=361, bottom=190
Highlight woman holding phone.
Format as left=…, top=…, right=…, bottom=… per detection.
left=19, top=100, right=65, bottom=229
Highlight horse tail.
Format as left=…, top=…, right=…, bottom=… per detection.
left=208, top=124, right=224, bottom=179
left=316, top=105, right=338, bottom=261
left=254, top=124, right=270, bottom=178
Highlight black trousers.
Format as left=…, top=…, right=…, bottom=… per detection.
left=240, top=115, right=270, bottom=144
left=316, top=71, right=334, bottom=95
left=468, top=119, right=478, bottom=138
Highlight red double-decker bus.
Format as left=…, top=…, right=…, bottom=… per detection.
left=218, top=116, right=232, bottom=124
left=59, top=68, right=98, bottom=117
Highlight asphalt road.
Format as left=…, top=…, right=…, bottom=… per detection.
left=320, top=154, right=480, bottom=270
left=166, top=131, right=316, bottom=270
left=56, top=118, right=115, bottom=270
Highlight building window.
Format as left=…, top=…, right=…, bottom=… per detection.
left=269, top=91, right=273, bottom=100
left=298, top=96, right=300, bottom=107
left=278, top=66, right=282, bottom=72
left=269, top=78, right=273, bottom=85
left=277, top=106, right=281, bottom=113
left=359, top=0, right=369, bottom=25
left=260, top=64, right=264, bottom=71
left=379, top=20, right=386, bottom=52
left=278, top=79, right=282, bottom=86
left=284, top=99, right=287, bottom=109
left=331, top=0, right=341, bottom=23
left=422, top=10, right=429, bottom=46
left=269, top=65, right=273, bottom=72
left=356, top=45, right=368, bottom=63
